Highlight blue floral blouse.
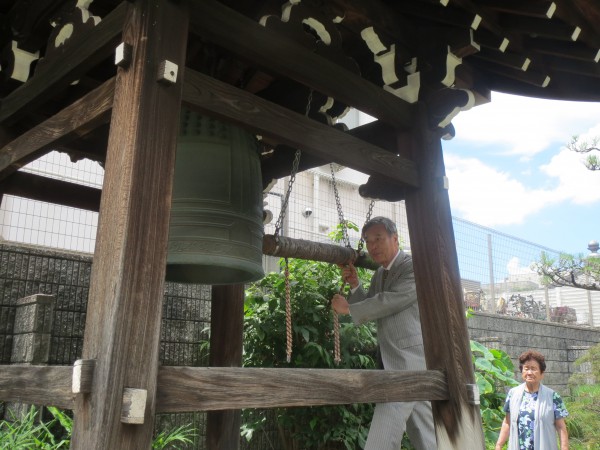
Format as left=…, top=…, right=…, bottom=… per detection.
left=503, top=389, right=569, bottom=450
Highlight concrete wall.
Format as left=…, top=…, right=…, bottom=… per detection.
left=468, top=312, right=599, bottom=394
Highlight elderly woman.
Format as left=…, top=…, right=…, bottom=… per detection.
left=495, top=350, right=569, bottom=450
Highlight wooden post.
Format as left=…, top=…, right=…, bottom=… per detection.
left=206, top=285, right=245, bottom=450
left=403, top=105, right=485, bottom=449
left=71, top=1, right=188, bottom=448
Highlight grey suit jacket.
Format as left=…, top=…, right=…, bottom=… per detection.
left=347, top=250, right=427, bottom=371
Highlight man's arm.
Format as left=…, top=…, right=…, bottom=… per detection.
left=348, top=263, right=417, bottom=324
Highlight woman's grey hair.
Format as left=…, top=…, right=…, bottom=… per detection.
left=362, top=216, right=398, bottom=237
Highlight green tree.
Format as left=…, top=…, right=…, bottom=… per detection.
left=565, top=343, right=600, bottom=449
left=532, top=250, right=600, bottom=291
left=567, top=135, right=600, bottom=171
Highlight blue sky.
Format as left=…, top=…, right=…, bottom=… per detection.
left=442, top=92, right=600, bottom=256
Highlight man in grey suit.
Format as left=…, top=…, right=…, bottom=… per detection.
left=331, top=216, right=436, bottom=450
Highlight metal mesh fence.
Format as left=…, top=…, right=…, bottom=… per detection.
left=1, top=150, right=597, bottom=325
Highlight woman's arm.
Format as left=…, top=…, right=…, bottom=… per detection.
left=555, top=418, right=569, bottom=450
left=495, top=414, right=510, bottom=450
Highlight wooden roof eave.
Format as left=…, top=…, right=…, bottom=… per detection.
left=187, top=0, right=417, bottom=131
left=0, top=2, right=126, bottom=125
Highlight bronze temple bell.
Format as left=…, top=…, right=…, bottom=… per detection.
left=166, top=109, right=265, bottom=285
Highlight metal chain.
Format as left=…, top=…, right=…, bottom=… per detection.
left=273, top=150, right=301, bottom=238
left=273, top=89, right=313, bottom=238
left=329, top=163, right=351, bottom=248
left=278, top=90, right=314, bottom=363
left=356, top=200, right=375, bottom=253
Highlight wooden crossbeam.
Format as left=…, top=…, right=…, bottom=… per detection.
left=0, top=171, right=102, bottom=211
left=0, top=365, right=75, bottom=410
left=155, top=367, right=449, bottom=412
left=183, top=69, right=419, bottom=187
left=0, top=78, right=114, bottom=181
left=525, top=38, right=600, bottom=62
left=500, top=16, right=581, bottom=42
left=553, top=0, right=600, bottom=49
left=0, top=2, right=125, bottom=125
left=0, top=364, right=449, bottom=413
left=476, top=0, right=557, bottom=19
left=188, top=0, right=415, bottom=129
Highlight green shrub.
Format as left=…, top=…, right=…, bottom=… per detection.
left=566, top=344, right=600, bottom=450
left=470, top=340, right=519, bottom=445
left=0, top=406, right=196, bottom=450
left=243, top=256, right=376, bottom=450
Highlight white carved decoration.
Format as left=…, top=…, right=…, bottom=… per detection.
left=51, top=0, right=101, bottom=50
left=360, top=26, right=420, bottom=103
left=260, top=0, right=352, bottom=122
left=437, top=89, right=475, bottom=128
left=441, top=47, right=462, bottom=87
left=7, top=41, right=39, bottom=82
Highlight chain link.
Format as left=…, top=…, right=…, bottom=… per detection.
left=329, top=163, right=351, bottom=248
left=273, top=149, right=301, bottom=237
left=356, top=200, right=375, bottom=253
left=273, top=89, right=313, bottom=238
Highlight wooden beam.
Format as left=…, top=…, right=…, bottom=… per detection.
left=404, top=106, right=485, bottom=448
left=183, top=69, right=419, bottom=187
left=263, top=235, right=379, bottom=270
left=473, top=48, right=532, bottom=71
left=70, top=1, right=189, bottom=449
left=525, top=38, right=600, bottom=62
left=544, top=55, right=600, bottom=78
left=476, top=60, right=551, bottom=87
left=0, top=171, right=102, bottom=211
left=500, top=16, right=582, bottom=41
left=0, top=2, right=125, bottom=125
left=0, top=365, right=75, bottom=410
left=392, top=2, right=481, bottom=30
left=156, top=367, right=449, bottom=412
left=187, top=0, right=415, bottom=129
left=207, top=285, right=245, bottom=450
left=553, top=0, right=600, bottom=49
left=476, top=0, right=556, bottom=19
left=0, top=78, right=114, bottom=181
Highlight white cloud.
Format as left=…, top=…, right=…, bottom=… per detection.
left=445, top=97, right=600, bottom=227
left=541, top=147, right=600, bottom=204
left=451, top=93, right=600, bottom=157
left=445, top=154, right=555, bottom=226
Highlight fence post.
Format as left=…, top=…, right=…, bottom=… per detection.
left=6, top=294, right=55, bottom=419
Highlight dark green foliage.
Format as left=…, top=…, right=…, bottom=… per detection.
left=243, top=256, right=377, bottom=450
left=470, top=340, right=519, bottom=444
left=0, top=406, right=196, bottom=450
left=566, top=343, right=600, bottom=449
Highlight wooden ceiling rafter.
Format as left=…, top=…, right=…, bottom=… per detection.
left=0, top=77, right=115, bottom=181
left=475, top=0, right=557, bottom=19
left=476, top=59, right=550, bottom=88
left=0, top=1, right=125, bottom=125
left=499, top=15, right=581, bottom=42
left=188, top=0, right=416, bottom=130
left=552, top=0, right=600, bottom=50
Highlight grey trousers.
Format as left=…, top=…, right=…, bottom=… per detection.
left=364, top=400, right=436, bottom=450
